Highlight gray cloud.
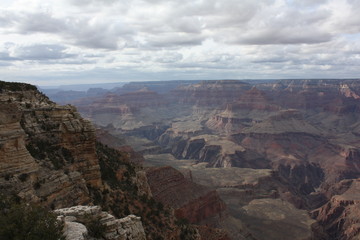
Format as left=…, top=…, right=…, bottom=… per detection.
left=12, top=44, right=75, bottom=60
left=17, top=12, right=66, bottom=33
left=238, top=28, right=333, bottom=45
left=0, top=52, right=17, bottom=60
left=147, top=33, right=205, bottom=48
left=0, top=61, right=12, bottom=66
left=1, top=0, right=360, bottom=85
left=154, top=52, right=183, bottom=63
left=68, top=0, right=117, bottom=7
left=6, top=11, right=133, bottom=50
left=220, top=5, right=333, bottom=45
left=0, top=10, right=16, bottom=27
left=66, top=18, right=133, bottom=50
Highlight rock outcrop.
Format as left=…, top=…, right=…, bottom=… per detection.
left=0, top=82, right=97, bottom=207
left=145, top=166, right=226, bottom=224
left=55, top=205, right=146, bottom=240
left=171, top=80, right=252, bottom=106
left=312, top=179, right=360, bottom=240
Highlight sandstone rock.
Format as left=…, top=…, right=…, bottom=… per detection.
left=0, top=103, right=38, bottom=178
left=145, top=166, right=226, bottom=224
left=171, top=80, right=251, bottom=106
left=313, top=179, right=360, bottom=240
left=0, top=85, right=103, bottom=207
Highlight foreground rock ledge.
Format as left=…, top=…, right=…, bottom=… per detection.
left=55, top=205, right=146, bottom=240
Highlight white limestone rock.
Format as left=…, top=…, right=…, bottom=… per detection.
left=55, top=205, right=146, bottom=240
left=64, top=221, right=88, bottom=240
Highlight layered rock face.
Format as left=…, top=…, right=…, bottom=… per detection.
left=206, top=87, right=280, bottom=134
left=0, top=102, right=38, bottom=178
left=171, top=80, right=252, bottom=106
left=257, top=79, right=360, bottom=113
left=0, top=83, right=98, bottom=207
left=145, top=166, right=230, bottom=240
left=312, top=179, right=360, bottom=240
left=145, top=166, right=226, bottom=224
left=77, top=89, right=164, bottom=121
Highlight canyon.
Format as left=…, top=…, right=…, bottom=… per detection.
left=0, top=80, right=222, bottom=240
left=51, top=79, right=360, bottom=240
left=2, top=79, right=360, bottom=239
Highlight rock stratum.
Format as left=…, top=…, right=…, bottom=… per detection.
left=0, top=80, right=229, bottom=240
left=59, top=79, right=360, bottom=240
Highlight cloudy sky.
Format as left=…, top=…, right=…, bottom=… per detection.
left=0, top=0, right=360, bottom=86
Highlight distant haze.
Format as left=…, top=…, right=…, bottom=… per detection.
left=0, top=0, right=360, bottom=86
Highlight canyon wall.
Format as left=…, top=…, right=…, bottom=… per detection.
left=0, top=81, right=204, bottom=240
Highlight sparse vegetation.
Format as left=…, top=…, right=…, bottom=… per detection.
left=96, top=142, right=137, bottom=193
left=33, top=179, right=45, bottom=190
left=179, top=225, right=199, bottom=240
left=94, top=142, right=186, bottom=239
left=0, top=194, right=64, bottom=240
left=0, top=80, right=37, bottom=92
left=83, top=214, right=106, bottom=238
left=4, top=174, right=12, bottom=181
left=18, top=173, right=28, bottom=182
left=26, top=139, right=74, bottom=170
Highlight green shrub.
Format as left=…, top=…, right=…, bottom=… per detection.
left=18, top=173, right=28, bottom=182
left=0, top=195, right=64, bottom=240
left=83, top=215, right=106, bottom=238
left=0, top=80, right=37, bottom=91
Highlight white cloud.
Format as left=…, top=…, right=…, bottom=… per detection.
left=0, top=0, right=359, bottom=85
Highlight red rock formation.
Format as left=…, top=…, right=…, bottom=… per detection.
left=313, top=179, right=360, bottom=240
left=171, top=80, right=251, bottom=106
left=95, top=128, right=144, bottom=165
left=233, top=87, right=280, bottom=111
left=233, top=132, right=358, bottom=184
left=145, top=166, right=226, bottom=224
left=207, top=87, right=280, bottom=134
left=196, top=225, right=231, bottom=240
left=257, top=79, right=360, bottom=113
left=78, top=88, right=165, bottom=117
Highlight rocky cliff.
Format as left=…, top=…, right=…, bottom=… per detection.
left=0, top=81, right=97, bottom=207
left=312, top=179, right=360, bottom=240
left=170, top=80, right=252, bottom=106
left=145, top=166, right=230, bottom=240
left=145, top=166, right=226, bottom=223
left=0, top=81, right=201, bottom=240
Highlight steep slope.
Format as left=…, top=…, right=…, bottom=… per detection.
left=0, top=82, right=96, bottom=207
left=171, top=80, right=252, bottom=106
left=145, top=166, right=226, bottom=223
left=312, top=179, right=360, bottom=240
left=206, top=87, right=280, bottom=134
left=0, top=81, right=202, bottom=240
